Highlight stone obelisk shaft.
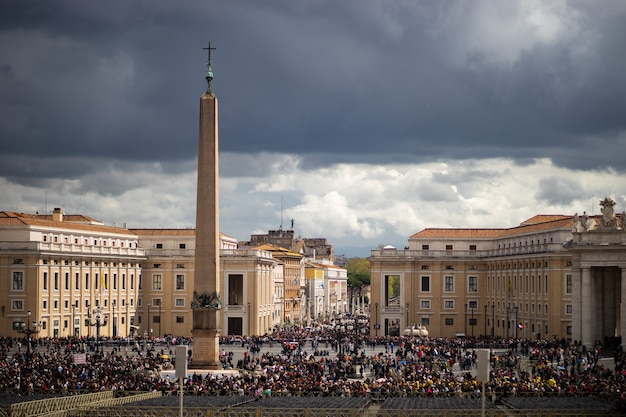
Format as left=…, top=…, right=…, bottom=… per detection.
left=191, top=89, right=221, bottom=369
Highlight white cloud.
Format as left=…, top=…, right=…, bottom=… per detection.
left=4, top=154, right=626, bottom=256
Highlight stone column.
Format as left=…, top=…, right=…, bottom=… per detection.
left=581, top=267, right=592, bottom=349
left=621, top=268, right=626, bottom=348
left=571, top=267, right=581, bottom=344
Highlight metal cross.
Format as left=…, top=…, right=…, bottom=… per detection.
left=203, top=42, right=216, bottom=62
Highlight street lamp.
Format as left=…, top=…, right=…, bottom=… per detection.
left=464, top=303, right=467, bottom=336
left=405, top=303, right=409, bottom=328
left=71, top=304, right=76, bottom=338
left=147, top=303, right=151, bottom=338
left=112, top=300, right=116, bottom=338
left=14, top=310, right=40, bottom=354
left=87, top=306, right=108, bottom=349
left=484, top=304, right=487, bottom=336
left=491, top=303, right=495, bottom=337
left=374, top=302, right=379, bottom=337
left=158, top=300, right=162, bottom=338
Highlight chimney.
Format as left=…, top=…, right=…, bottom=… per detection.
left=52, top=207, right=63, bottom=222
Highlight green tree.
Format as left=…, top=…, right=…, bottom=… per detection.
left=345, top=257, right=370, bottom=313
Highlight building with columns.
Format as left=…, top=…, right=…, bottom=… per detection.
left=370, top=198, right=626, bottom=348
left=0, top=209, right=144, bottom=339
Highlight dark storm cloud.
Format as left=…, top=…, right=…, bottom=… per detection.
left=1, top=0, right=625, bottom=188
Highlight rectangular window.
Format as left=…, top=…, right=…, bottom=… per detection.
left=64, top=300, right=69, bottom=309
left=566, top=274, right=572, bottom=294
left=64, top=272, right=69, bottom=290
left=43, top=300, right=47, bottom=310
left=122, top=273, right=126, bottom=290
left=54, top=272, right=59, bottom=290
left=468, top=300, right=478, bottom=309
left=54, top=300, right=59, bottom=309
left=179, top=243, right=186, bottom=249
left=156, top=243, right=163, bottom=249
left=444, top=300, right=454, bottom=309
left=421, top=244, right=429, bottom=250
left=469, top=244, right=477, bottom=251
left=228, top=274, right=244, bottom=305
left=12, top=271, right=24, bottom=291
left=152, top=274, right=162, bottom=290
left=113, top=273, right=117, bottom=290
left=445, top=244, right=453, bottom=251
left=131, top=274, right=135, bottom=289
left=176, top=316, right=184, bottom=323
left=421, top=317, right=430, bottom=326
left=468, top=276, right=478, bottom=293
left=420, top=300, right=431, bottom=309
left=445, top=318, right=454, bottom=326
left=175, top=298, right=185, bottom=307
left=421, top=276, right=430, bottom=292
left=12, top=300, right=23, bottom=310
left=176, top=274, right=185, bottom=290
left=43, top=272, right=48, bottom=291
left=75, top=272, right=80, bottom=290
left=444, top=276, right=454, bottom=292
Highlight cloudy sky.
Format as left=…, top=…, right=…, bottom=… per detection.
left=2, top=1, right=626, bottom=257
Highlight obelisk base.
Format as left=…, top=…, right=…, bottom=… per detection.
left=191, top=309, right=221, bottom=369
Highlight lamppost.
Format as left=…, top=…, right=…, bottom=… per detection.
left=158, top=300, right=162, bottom=338
left=248, top=302, right=251, bottom=335
left=513, top=306, right=519, bottom=338
left=464, top=303, right=468, bottom=336
left=471, top=306, right=475, bottom=338
left=87, top=303, right=91, bottom=338
left=374, top=302, right=379, bottom=337
left=87, top=306, right=107, bottom=349
left=14, top=310, right=40, bottom=354
left=147, top=303, right=151, bottom=338
left=491, top=303, right=495, bottom=337
left=484, top=304, right=487, bottom=336
left=112, top=300, right=116, bottom=338
left=405, top=303, right=409, bottom=328
left=71, top=304, right=76, bottom=337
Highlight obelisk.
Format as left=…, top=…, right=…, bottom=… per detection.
left=191, top=42, right=221, bottom=369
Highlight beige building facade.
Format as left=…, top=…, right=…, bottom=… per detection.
left=0, top=209, right=145, bottom=339
left=371, top=201, right=626, bottom=348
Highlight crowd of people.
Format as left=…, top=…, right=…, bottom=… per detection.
left=1, top=331, right=626, bottom=410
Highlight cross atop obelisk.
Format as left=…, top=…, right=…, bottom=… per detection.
left=203, top=42, right=216, bottom=89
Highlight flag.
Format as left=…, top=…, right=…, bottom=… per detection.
left=517, top=323, right=524, bottom=329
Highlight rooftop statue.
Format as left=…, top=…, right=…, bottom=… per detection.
left=598, top=197, right=618, bottom=230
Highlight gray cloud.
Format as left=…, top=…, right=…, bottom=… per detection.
left=1, top=0, right=626, bottom=256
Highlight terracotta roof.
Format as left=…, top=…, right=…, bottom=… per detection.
left=410, top=228, right=505, bottom=239
left=520, top=214, right=571, bottom=225
left=410, top=216, right=576, bottom=240
left=0, top=211, right=134, bottom=235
